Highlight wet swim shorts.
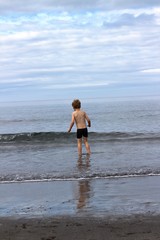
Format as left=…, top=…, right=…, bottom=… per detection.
left=77, top=128, right=88, bottom=139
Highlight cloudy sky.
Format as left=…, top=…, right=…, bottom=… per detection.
left=0, top=0, right=160, bottom=102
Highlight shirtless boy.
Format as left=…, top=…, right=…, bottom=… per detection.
left=68, top=99, right=91, bottom=155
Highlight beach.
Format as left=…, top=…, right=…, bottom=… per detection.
left=0, top=100, right=160, bottom=239
left=1, top=214, right=160, bottom=240
left=1, top=176, right=160, bottom=239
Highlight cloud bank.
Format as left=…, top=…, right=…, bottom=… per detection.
left=0, top=0, right=160, bottom=13
left=0, top=0, right=160, bottom=102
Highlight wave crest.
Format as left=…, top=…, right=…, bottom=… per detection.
left=0, top=131, right=160, bottom=143
left=1, top=168, right=160, bottom=184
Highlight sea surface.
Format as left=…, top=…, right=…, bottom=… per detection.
left=0, top=98, right=160, bottom=217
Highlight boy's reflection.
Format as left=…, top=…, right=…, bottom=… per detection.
left=77, top=154, right=91, bottom=209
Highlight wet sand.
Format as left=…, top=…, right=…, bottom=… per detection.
left=1, top=215, right=160, bottom=240
left=1, top=177, right=160, bottom=239
left=1, top=176, right=160, bottom=217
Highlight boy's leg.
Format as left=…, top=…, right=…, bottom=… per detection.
left=83, top=137, right=91, bottom=154
left=77, top=138, right=82, bottom=155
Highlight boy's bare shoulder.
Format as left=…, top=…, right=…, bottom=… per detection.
left=81, top=110, right=87, bottom=116
left=79, top=109, right=86, bottom=114
left=72, top=112, right=76, bottom=119
left=78, top=110, right=86, bottom=116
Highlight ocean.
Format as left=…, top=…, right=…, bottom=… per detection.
left=0, top=98, right=160, bottom=218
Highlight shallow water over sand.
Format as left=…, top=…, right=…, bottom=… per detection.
left=1, top=176, right=160, bottom=218
left=0, top=99, right=160, bottom=218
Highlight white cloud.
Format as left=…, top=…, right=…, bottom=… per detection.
left=141, top=69, right=160, bottom=73
left=44, top=81, right=110, bottom=90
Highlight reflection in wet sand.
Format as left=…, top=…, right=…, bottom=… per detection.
left=77, top=180, right=90, bottom=209
left=77, top=155, right=91, bottom=209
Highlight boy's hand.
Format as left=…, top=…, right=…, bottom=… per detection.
left=88, top=121, right=91, bottom=127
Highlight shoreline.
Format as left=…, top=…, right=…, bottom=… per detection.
left=1, top=176, right=160, bottom=239
left=1, top=214, right=160, bottom=240
left=1, top=176, right=160, bottom=218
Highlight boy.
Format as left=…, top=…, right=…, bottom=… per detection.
left=68, top=99, right=91, bottom=156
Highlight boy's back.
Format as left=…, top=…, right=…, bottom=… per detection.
left=73, top=110, right=87, bottom=129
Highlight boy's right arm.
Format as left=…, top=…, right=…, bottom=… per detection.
left=68, top=113, right=75, bottom=132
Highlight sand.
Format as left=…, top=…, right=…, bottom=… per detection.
left=1, top=215, right=160, bottom=240
left=1, top=177, right=160, bottom=239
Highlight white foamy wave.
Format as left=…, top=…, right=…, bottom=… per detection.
left=1, top=169, right=160, bottom=184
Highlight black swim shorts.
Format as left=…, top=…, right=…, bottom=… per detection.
left=77, top=128, right=88, bottom=139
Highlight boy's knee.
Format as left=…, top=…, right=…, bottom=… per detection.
left=77, top=138, right=82, bottom=143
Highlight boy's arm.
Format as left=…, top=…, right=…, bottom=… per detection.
left=85, top=112, right=91, bottom=127
left=68, top=113, right=75, bottom=132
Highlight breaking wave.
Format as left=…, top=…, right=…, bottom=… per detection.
left=1, top=168, right=160, bottom=184
left=0, top=131, right=160, bottom=143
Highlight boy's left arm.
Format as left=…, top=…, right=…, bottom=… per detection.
left=85, top=112, right=91, bottom=127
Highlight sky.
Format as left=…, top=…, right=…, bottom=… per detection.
left=0, top=0, right=160, bottom=103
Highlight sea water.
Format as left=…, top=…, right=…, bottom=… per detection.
left=0, top=98, right=160, bottom=217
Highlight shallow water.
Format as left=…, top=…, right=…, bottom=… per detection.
left=0, top=134, right=159, bottom=183
left=1, top=176, right=160, bottom=218
left=0, top=99, right=160, bottom=217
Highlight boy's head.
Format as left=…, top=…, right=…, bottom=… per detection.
left=72, top=99, right=81, bottom=109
